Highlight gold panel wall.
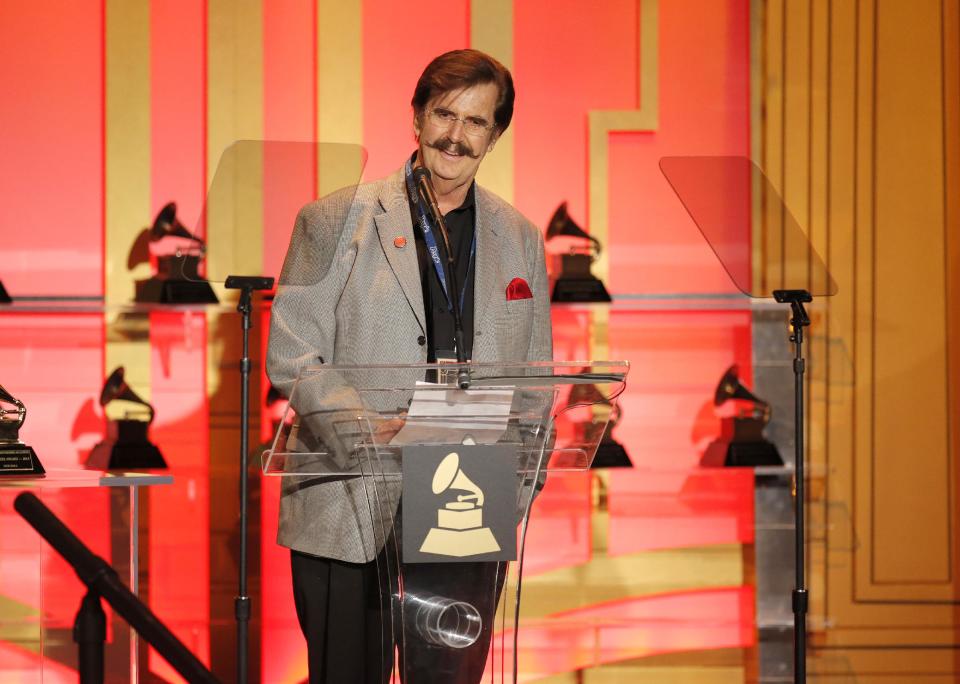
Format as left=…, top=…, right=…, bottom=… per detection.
left=758, top=0, right=960, bottom=677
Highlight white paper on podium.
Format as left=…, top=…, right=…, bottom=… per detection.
left=389, top=382, right=514, bottom=446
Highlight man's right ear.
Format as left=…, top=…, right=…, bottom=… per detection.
left=413, top=111, right=423, bottom=140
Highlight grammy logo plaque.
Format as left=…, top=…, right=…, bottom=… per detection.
left=402, top=445, right=517, bottom=563
left=0, top=384, right=45, bottom=477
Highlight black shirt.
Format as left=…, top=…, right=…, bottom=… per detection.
left=408, top=176, right=476, bottom=362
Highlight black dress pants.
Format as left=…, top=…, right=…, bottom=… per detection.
left=291, top=550, right=504, bottom=684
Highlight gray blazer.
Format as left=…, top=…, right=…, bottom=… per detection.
left=266, top=168, right=553, bottom=562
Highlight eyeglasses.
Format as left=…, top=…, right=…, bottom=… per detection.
left=426, top=108, right=495, bottom=137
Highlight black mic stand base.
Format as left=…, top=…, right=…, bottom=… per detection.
left=74, top=590, right=106, bottom=684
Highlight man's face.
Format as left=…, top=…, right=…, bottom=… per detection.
left=414, top=82, right=501, bottom=189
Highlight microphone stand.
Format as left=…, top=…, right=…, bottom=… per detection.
left=773, top=288, right=812, bottom=684
left=416, top=175, right=470, bottom=389
left=224, top=274, right=275, bottom=684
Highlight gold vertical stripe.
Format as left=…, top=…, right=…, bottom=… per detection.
left=945, top=0, right=960, bottom=600
left=317, top=0, right=362, bottom=145
left=206, top=4, right=265, bottom=676
left=104, top=0, right=152, bottom=392
left=762, top=0, right=785, bottom=292
left=749, top=0, right=765, bottom=292
left=588, top=0, right=659, bottom=284
left=105, top=0, right=150, bottom=307
left=207, top=0, right=263, bottom=173
left=206, top=0, right=264, bottom=285
left=317, top=0, right=364, bottom=196
left=205, top=0, right=264, bottom=403
left=471, top=0, right=514, bottom=203
left=781, top=0, right=812, bottom=290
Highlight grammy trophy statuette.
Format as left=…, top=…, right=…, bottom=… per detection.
left=87, top=367, right=167, bottom=470
left=701, top=365, right=783, bottom=467
left=545, top=202, right=611, bottom=303
left=134, top=202, right=219, bottom=304
left=419, top=452, right=501, bottom=557
left=0, top=384, right=45, bottom=476
left=568, top=381, right=632, bottom=468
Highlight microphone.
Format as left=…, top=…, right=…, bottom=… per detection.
left=412, top=167, right=470, bottom=389
left=413, top=167, right=445, bottom=237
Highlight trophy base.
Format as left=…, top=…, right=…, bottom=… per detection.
left=419, top=526, right=501, bottom=557
left=135, top=277, right=219, bottom=304
left=551, top=277, right=611, bottom=303
left=0, top=442, right=45, bottom=477
left=0, top=279, right=11, bottom=304
left=701, top=439, right=783, bottom=467
left=591, top=440, right=632, bottom=468
left=87, top=440, right=167, bottom=471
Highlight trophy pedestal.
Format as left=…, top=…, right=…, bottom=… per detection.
left=135, top=254, right=219, bottom=304
left=550, top=255, right=611, bottom=303
left=591, top=439, right=632, bottom=468
left=87, top=420, right=167, bottom=470
left=419, top=526, right=501, bottom=557
left=701, top=417, right=783, bottom=467
left=0, top=442, right=45, bottom=476
left=135, top=277, right=219, bottom=304
left=551, top=277, right=612, bottom=303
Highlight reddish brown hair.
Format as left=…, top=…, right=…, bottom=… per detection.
left=411, top=49, right=515, bottom=132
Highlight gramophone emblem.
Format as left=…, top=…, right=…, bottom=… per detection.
left=419, top=452, right=501, bottom=557
left=87, top=367, right=167, bottom=470
left=545, top=202, right=611, bottom=303
left=701, top=365, right=783, bottom=467
left=0, top=384, right=45, bottom=476
left=134, top=202, right=219, bottom=304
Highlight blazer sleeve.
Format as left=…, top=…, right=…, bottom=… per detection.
left=266, top=195, right=370, bottom=468
left=526, top=220, right=553, bottom=362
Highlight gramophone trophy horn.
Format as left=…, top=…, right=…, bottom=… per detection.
left=545, top=202, right=611, bottom=303
left=702, top=365, right=782, bottom=467
left=0, top=383, right=45, bottom=476
left=87, top=367, right=166, bottom=470
left=150, top=202, right=205, bottom=245
left=714, top=365, right=769, bottom=414
left=547, top=202, right=602, bottom=254
left=99, top=367, right=155, bottom=423
left=135, top=200, right=219, bottom=304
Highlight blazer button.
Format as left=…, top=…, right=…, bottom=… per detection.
left=417, top=335, right=426, bottom=346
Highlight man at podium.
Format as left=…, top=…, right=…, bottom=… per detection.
left=267, top=49, right=552, bottom=683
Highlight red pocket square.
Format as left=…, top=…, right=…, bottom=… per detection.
left=506, top=277, right=533, bottom=301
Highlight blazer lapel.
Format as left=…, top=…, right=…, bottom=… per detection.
left=473, top=187, right=504, bottom=360
left=374, top=171, right=426, bottom=333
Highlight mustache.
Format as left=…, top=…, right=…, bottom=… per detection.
left=428, top=137, right=481, bottom=159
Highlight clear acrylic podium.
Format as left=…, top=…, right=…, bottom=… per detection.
left=263, top=360, right=628, bottom=683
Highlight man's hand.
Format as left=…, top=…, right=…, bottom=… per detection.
left=372, top=416, right=405, bottom=444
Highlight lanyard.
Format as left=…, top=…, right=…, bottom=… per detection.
left=403, top=159, right=476, bottom=313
